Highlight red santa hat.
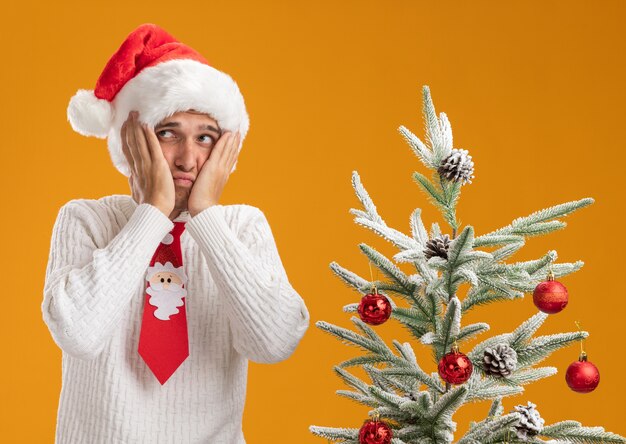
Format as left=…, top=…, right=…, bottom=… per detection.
left=67, top=23, right=249, bottom=177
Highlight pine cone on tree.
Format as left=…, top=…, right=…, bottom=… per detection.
left=438, top=148, right=475, bottom=185
left=483, top=344, right=518, bottom=377
left=424, top=234, right=450, bottom=260
left=512, top=402, right=545, bottom=441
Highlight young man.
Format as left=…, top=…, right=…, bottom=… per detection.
left=42, top=24, right=310, bottom=443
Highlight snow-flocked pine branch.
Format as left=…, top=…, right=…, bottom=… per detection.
left=310, top=86, right=624, bottom=444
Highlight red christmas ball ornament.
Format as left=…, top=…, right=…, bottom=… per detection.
left=438, top=345, right=473, bottom=385
left=533, top=269, right=568, bottom=314
left=358, top=417, right=393, bottom=444
left=357, top=292, right=392, bottom=325
left=566, top=352, right=600, bottom=393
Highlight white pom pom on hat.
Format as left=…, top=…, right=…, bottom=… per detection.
left=66, top=23, right=249, bottom=177
left=67, top=89, right=112, bottom=138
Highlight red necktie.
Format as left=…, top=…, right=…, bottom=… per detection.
left=138, top=221, right=189, bottom=385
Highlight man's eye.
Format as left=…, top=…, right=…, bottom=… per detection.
left=198, top=134, right=214, bottom=144
left=198, top=134, right=214, bottom=143
left=157, top=130, right=174, bottom=138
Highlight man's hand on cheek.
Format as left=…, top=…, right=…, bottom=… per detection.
left=187, top=130, right=241, bottom=217
left=121, top=111, right=176, bottom=217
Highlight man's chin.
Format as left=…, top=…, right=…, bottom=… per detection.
left=173, top=194, right=189, bottom=210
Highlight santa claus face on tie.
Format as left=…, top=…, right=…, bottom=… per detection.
left=150, top=271, right=183, bottom=289
left=146, top=265, right=188, bottom=321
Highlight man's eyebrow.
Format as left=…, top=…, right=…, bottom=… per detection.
left=155, top=121, right=221, bottom=134
left=198, top=124, right=221, bottom=134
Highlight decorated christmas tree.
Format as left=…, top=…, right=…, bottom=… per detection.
left=309, top=86, right=625, bottom=444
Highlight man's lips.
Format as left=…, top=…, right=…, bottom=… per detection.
left=173, top=175, right=195, bottom=185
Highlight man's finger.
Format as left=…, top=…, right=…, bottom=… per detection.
left=132, top=113, right=152, bottom=169
left=226, top=132, right=240, bottom=167
left=125, top=114, right=142, bottom=175
left=213, top=131, right=232, bottom=162
left=121, top=120, right=136, bottom=175
left=143, top=124, right=164, bottom=164
left=128, top=174, right=140, bottom=203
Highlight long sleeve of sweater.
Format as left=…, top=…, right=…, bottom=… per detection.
left=42, top=201, right=174, bottom=360
left=185, top=205, right=310, bottom=364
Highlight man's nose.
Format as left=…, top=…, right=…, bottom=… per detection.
left=175, top=138, right=196, bottom=171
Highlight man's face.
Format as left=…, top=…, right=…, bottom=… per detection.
left=154, top=110, right=221, bottom=211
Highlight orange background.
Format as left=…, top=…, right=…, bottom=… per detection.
left=2, top=0, right=625, bottom=442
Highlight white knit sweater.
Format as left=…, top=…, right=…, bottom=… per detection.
left=42, top=194, right=310, bottom=444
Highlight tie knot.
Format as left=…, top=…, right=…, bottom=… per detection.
left=172, top=221, right=186, bottom=237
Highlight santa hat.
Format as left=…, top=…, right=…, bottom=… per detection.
left=67, top=23, right=249, bottom=177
